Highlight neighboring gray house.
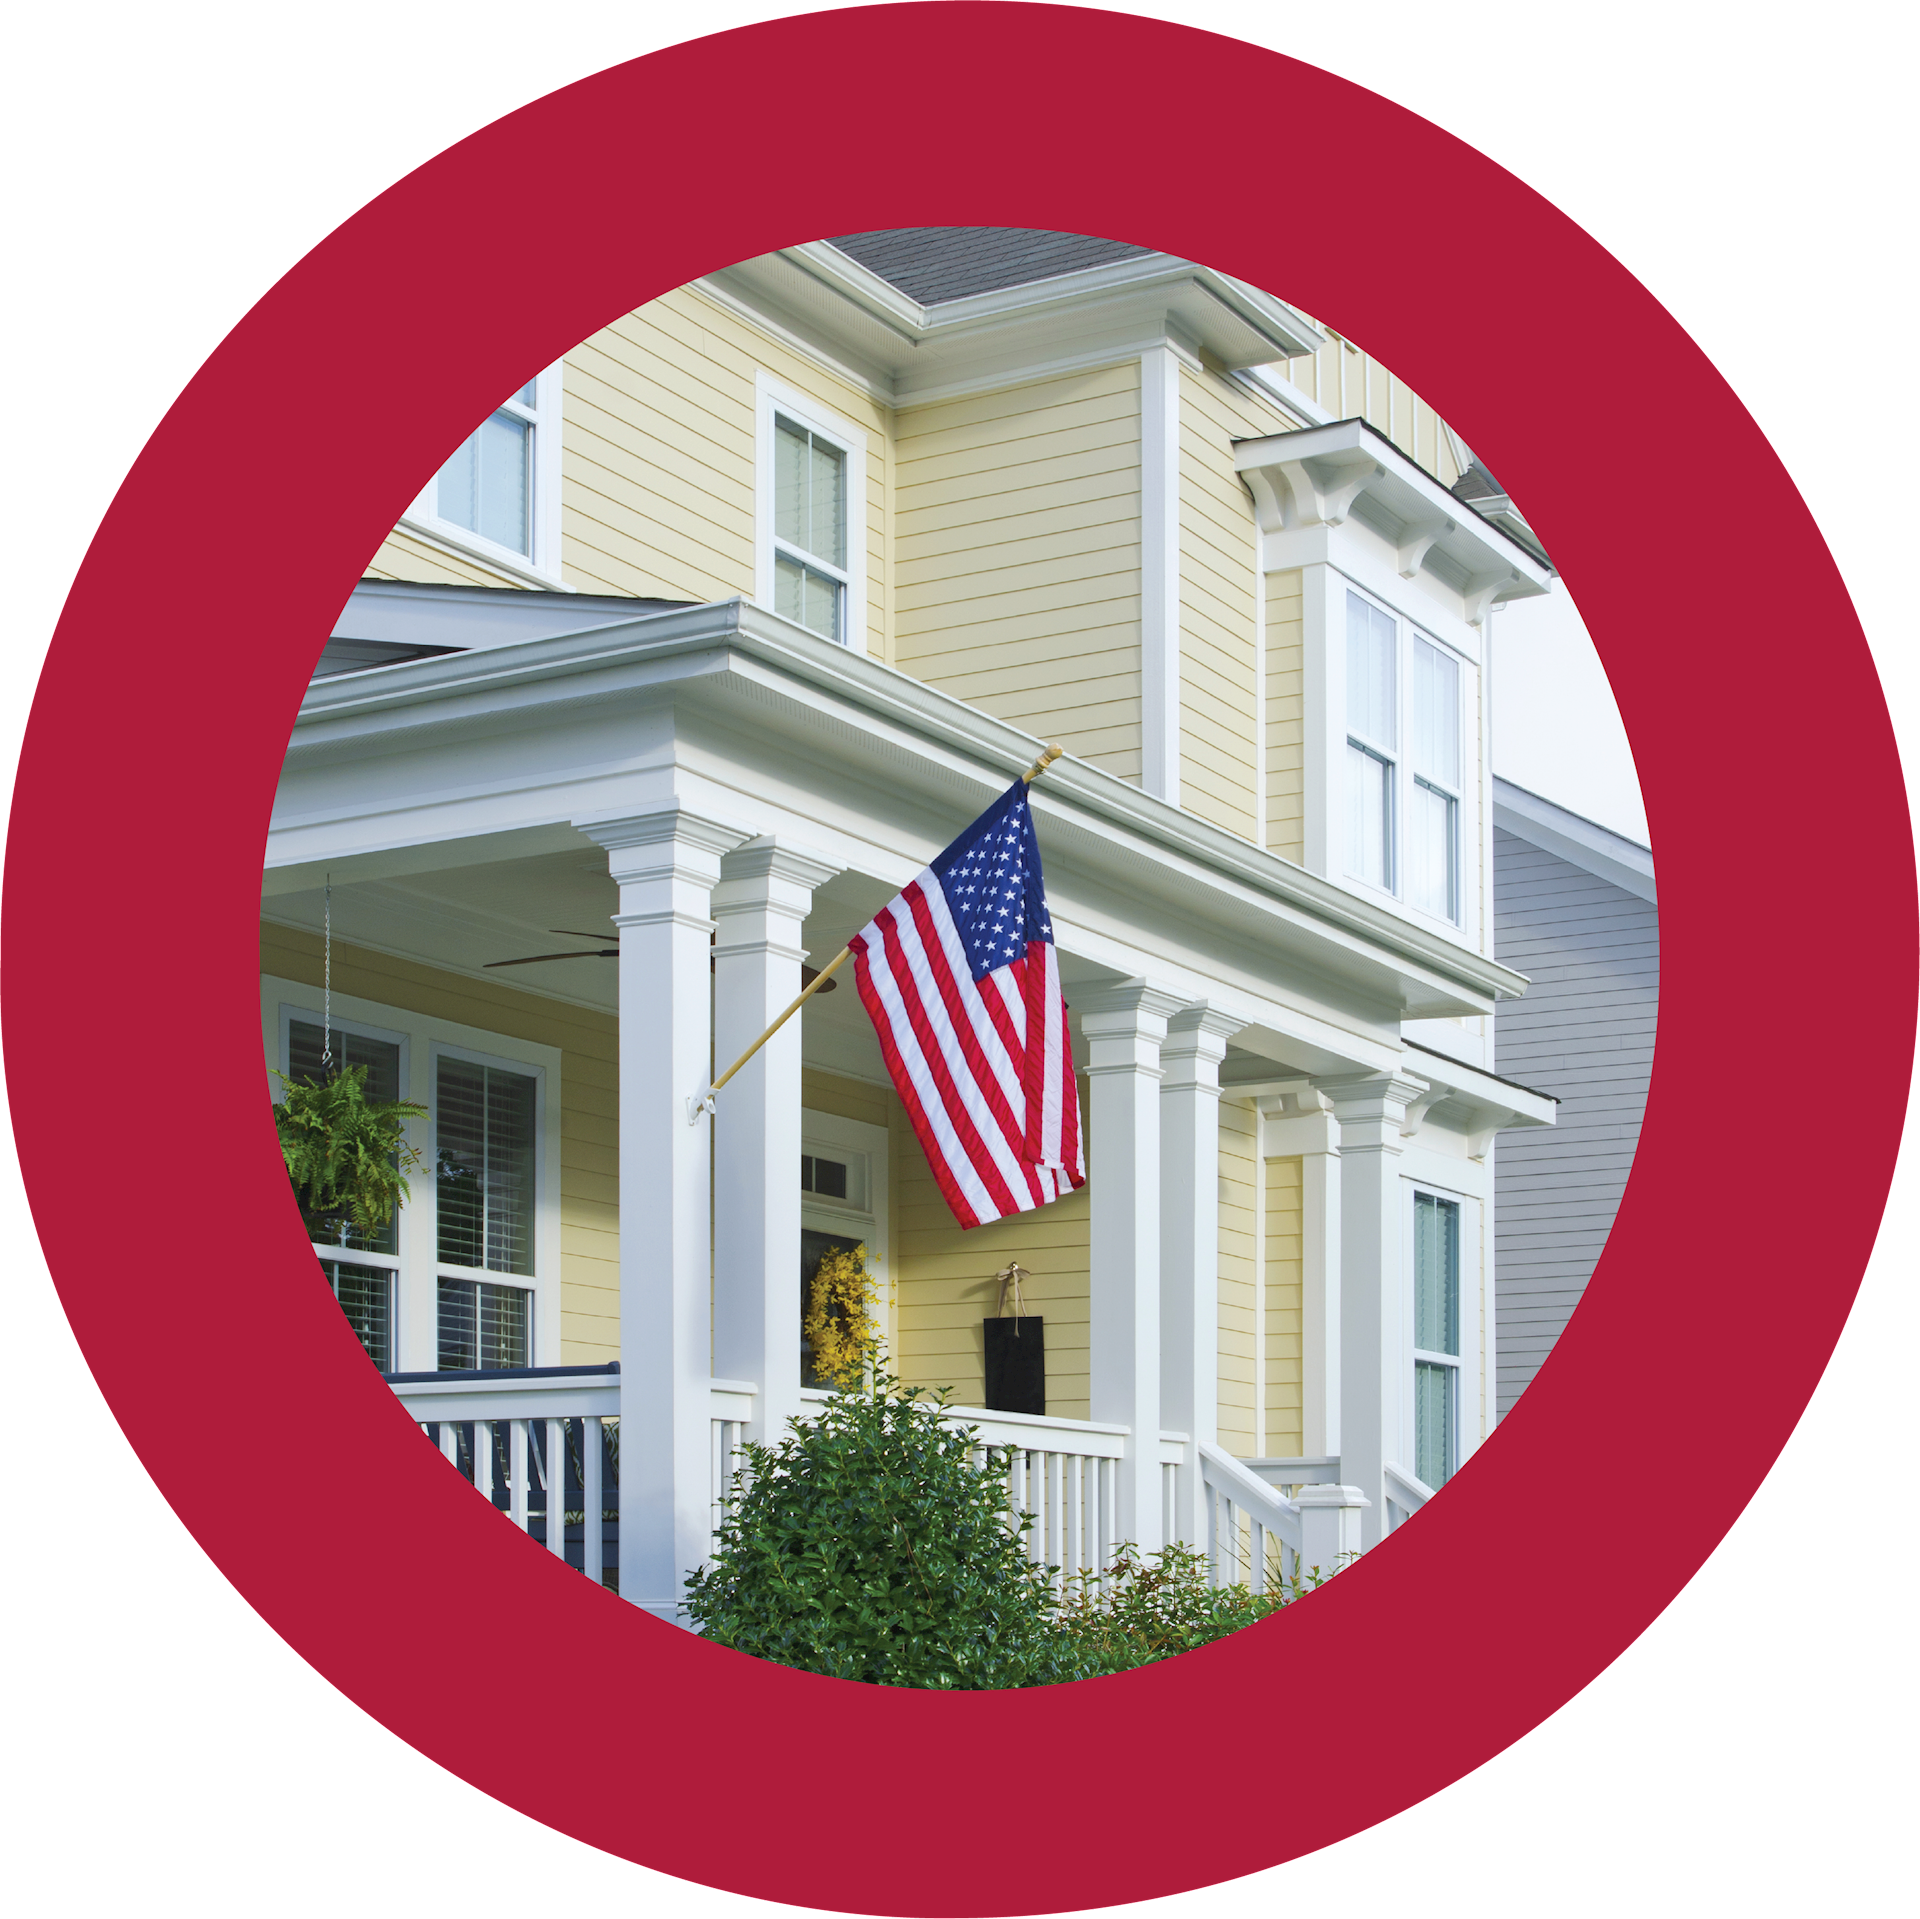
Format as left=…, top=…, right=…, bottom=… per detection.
left=1491, top=777, right=1658, bottom=1417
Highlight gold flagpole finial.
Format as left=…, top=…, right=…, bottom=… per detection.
left=1021, top=742, right=1065, bottom=785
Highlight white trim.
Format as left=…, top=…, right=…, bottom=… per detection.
left=754, top=371, right=870, bottom=657
left=262, top=975, right=564, bottom=1373
left=400, top=359, right=566, bottom=587
left=1140, top=345, right=1181, bottom=804
left=1241, top=363, right=1335, bottom=427
left=1492, top=774, right=1657, bottom=901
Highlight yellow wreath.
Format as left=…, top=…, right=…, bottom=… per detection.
left=804, top=1242, right=883, bottom=1388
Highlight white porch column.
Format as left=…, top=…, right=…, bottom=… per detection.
left=1322, top=1072, right=1428, bottom=1550
left=577, top=803, right=744, bottom=1623
left=1081, top=979, right=1185, bottom=1553
left=710, top=836, right=838, bottom=1453
left=1160, top=1003, right=1244, bottom=1548
left=1258, top=1088, right=1344, bottom=1462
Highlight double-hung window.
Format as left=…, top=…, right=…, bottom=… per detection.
left=288, top=1016, right=404, bottom=1372
left=434, top=1055, right=539, bottom=1371
left=1412, top=1191, right=1461, bottom=1490
left=772, top=414, right=849, bottom=641
left=1344, top=588, right=1465, bottom=924
left=756, top=375, right=867, bottom=652
left=404, top=364, right=562, bottom=579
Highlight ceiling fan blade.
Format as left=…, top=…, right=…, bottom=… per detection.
left=484, top=951, right=618, bottom=967
left=549, top=929, right=616, bottom=941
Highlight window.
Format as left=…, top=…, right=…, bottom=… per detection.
left=756, top=374, right=867, bottom=652
left=403, top=364, right=562, bottom=579
left=1413, top=1191, right=1461, bottom=1489
left=773, top=416, right=847, bottom=640
left=288, top=1016, right=403, bottom=1371
left=1407, top=638, right=1461, bottom=919
left=1343, top=589, right=1465, bottom=923
left=435, top=1056, right=538, bottom=1371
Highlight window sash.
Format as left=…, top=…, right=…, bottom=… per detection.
left=774, top=414, right=848, bottom=570
left=773, top=549, right=844, bottom=641
left=322, top=1259, right=394, bottom=1372
left=435, top=1057, right=537, bottom=1280
left=1407, top=777, right=1459, bottom=921
left=1414, top=1356, right=1456, bottom=1491
left=1346, top=740, right=1394, bottom=889
left=437, top=1276, right=531, bottom=1372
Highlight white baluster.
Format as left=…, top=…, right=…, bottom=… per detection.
left=473, top=1422, right=494, bottom=1503
left=583, top=1416, right=604, bottom=1586
left=509, top=1420, right=528, bottom=1530
left=545, top=1419, right=566, bottom=1558
left=1250, top=1519, right=1266, bottom=1595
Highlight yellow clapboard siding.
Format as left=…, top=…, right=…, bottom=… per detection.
left=367, top=527, right=524, bottom=589
left=1217, top=1098, right=1260, bottom=1458
left=261, top=923, right=624, bottom=1365
left=1266, top=567, right=1306, bottom=864
left=1264, top=1154, right=1304, bottom=1458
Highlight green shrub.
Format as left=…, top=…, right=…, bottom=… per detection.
left=1058, top=1541, right=1343, bottom=1676
left=683, top=1374, right=1096, bottom=1688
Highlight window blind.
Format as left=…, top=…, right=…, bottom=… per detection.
left=435, top=1057, right=536, bottom=1277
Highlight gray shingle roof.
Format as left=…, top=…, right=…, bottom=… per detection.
left=826, top=228, right=1155, bottom=305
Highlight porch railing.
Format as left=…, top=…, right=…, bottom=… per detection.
left=387, top=1364, right=620, bottom=1588
left=1198, top=1440, right=1368, bottom=1590
left=1382, top=1461, right=1436, bottom=1533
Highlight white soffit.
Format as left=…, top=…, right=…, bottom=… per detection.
left=700, top=244, right=1325, bottom=402
left=1235, top=418, right=1555, bottom=611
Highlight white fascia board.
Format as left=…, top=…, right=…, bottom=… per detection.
left=284, top=598, right=1527, bottom=1019
left=795, top=241, right=1326, bottom=359
left=1401, top=1041, right=1558, bottom=1131
left=1493, top=776, right=1656, bottom=902
left=1236, top=418, right=1554, bottom=612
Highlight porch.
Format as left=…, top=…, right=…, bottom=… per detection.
left=270, top=585, right=1542, bottom=1617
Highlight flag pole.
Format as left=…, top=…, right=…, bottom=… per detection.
left=687, top=743, right=1066, bottom=1122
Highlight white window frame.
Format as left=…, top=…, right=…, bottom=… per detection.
left=1399, top=1176, right=1483, bottom=1488
left=400, top=359, right=565, bottom=587
left=1340, top=582, right=1470, bottom=931
left=799, top=1109, right=891, bottom=1381
left=755, top=371, right=869, bottom=655
left=262, top=976, right=563, bottom=1374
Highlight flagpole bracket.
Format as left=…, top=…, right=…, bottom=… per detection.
left=687, top=1087, right=717, bottom=1126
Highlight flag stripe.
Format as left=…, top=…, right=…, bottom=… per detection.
left=849, top=932, right=988, bottom=1229
left=848, top=778, right=1087, bottom=1231
left=872, top=903, right=1034, bottom=1219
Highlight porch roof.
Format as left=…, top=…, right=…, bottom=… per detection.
left=272, top=597, right=1530, bottom=1064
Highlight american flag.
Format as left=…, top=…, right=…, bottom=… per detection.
left=849, top=779, right=1085, bottom=1229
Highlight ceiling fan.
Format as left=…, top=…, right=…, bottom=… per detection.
left=485, top=930, right=837, bottom=992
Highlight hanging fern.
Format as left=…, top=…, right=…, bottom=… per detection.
left=272, top=1065, right=427, bottom=1242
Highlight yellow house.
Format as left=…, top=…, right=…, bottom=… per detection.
left=263, top=228, right=1555, bottom=1621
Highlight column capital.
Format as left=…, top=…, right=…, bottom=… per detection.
left=1161, top=1002, right=1246, bottom=1096
left=1317, top=1072, right=1431, bottom=1155
left=1077, top=978, right=1189, bottom=1031
left=715, top=834, right=842, bottom=896
left=574, top=802, right=750, bottom=880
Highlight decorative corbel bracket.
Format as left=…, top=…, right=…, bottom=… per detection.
left=1463, top=566, right=1521, bottom=627
left=1396, top=513, right=1457, bottom=580
left=1242, top=452, right=1385, bottom=534
left=1399, top=1084, right=1449, bottom=1139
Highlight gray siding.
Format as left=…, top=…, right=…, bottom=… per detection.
left=1493, top=827, right=1659, bottom=1417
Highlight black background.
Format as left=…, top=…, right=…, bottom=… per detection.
left=15, top=11, right=1904, bottom=1905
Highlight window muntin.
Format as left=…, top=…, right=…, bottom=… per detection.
left=435, top=1055, right=538, bottom=1370
left=1413, top=1190, right=1461, bottom=1489
left=1343, top=589, right=1465, bottom=924
left=772, top=414, right=848, bottom=641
